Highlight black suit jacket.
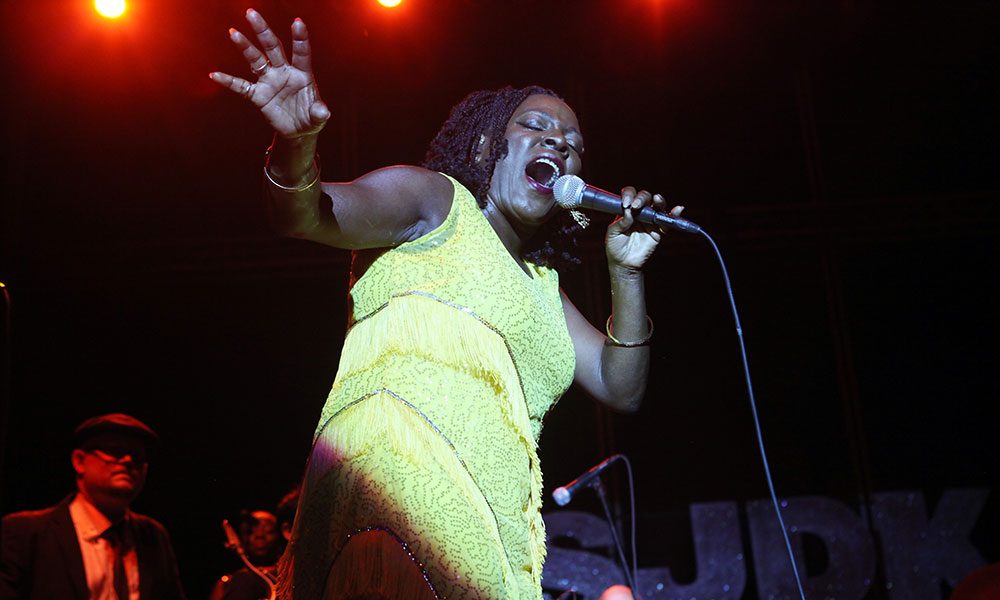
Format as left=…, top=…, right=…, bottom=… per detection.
left=0, top=495, right=187, bottom=600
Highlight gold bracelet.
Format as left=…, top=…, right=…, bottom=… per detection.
left=264, top=153, right=321, bottom=192
left=605, top=314, right=654, bottom=347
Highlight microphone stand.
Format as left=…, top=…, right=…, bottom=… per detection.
left=592, top=478, right=640, bottom=598
left=0, top=283, right=10, bottom=515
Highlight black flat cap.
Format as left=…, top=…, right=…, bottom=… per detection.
left=73, top=413, right=160, bottom=451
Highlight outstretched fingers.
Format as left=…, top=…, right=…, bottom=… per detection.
left=228, top=27, right=269, bottom=75
left=290, top=18, right=314, bottom=73
left=245, top=8, right=288, bottom=69
left=209, top=71, right=257, bottom=102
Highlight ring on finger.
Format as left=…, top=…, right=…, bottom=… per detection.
left=241, top=81, right=253, bottom=97
left=251, top=61, right=269, bottom=76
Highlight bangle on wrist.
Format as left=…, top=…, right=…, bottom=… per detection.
left=605, top=314, right=654, bottom=347
left=264, top=149, right=321, bottom=192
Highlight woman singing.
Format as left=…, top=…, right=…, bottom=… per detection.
left=211, top=9, right=681, bottom=599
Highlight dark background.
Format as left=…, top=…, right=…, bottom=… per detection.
left=1, top=0, right=998, bottom=598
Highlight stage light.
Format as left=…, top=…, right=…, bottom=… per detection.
left=94, top=0, right=126, bottom=19
left=377, top=0, right=402, bottom=7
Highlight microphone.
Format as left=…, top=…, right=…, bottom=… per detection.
left=553, top=174, right=702, bottom=234
left=552, top=454, right=623, bottom=507
left=221, top=519, right=245, bottom=555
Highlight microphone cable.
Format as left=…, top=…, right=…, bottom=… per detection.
left=698, top=229, right=808, bottom=600
left=552, top=176, right=807, bottom=598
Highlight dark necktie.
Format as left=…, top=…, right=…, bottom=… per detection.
left=105, top=522, right=130, bottom=600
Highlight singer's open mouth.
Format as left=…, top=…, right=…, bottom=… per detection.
left=525, top=157, right=563, bottom=191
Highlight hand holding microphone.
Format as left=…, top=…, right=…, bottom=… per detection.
left=553, top=175, right=701, bottom=234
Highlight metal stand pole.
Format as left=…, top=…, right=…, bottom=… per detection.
left=592, top=478, right=639, bottom=598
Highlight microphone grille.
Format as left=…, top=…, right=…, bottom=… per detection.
left=553, top=175, right=585, bottom=209
left=552, top=486, right=571, bottom=507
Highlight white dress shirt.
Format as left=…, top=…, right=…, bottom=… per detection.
left=69, top=494, right=140, bottom=600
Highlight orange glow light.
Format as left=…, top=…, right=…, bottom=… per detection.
left=377, top=0, right=402, bottom=7
left=95, top=0, right=126, bottom=19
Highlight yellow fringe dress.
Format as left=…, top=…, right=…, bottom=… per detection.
left=277, top=175, right=576, bottom=599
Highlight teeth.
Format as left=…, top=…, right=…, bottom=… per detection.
left=535, top=157, right=562, bottom=187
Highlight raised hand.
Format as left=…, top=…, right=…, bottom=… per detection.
left=210, top=9, right=330, bottom=138
left=605, top=187, right=683, bottom=271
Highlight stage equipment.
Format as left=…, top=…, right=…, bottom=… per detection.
left=553, top=175, right=702, bottom=234
left=553, top=455, right=640, bottom=598
left=555, top=176, right=809, bottom=599
left=553, top=455, right=623, bottom=507
left=94, top=0, right=126, bottom=19
left=0, top=282, right=8, bottom=509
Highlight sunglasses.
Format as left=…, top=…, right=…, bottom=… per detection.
left=83, top=446, right=148, bottom=468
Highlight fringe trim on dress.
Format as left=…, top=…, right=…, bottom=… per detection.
left=337, top=293, right=547, bottom=592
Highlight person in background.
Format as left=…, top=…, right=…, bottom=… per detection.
left=275, top=488, right=299, bottom=545
left=599, top=584, right=635, bottom=600
left=951, top=563, right=1000, bottom=600
left=0, top=413, right=187, bottom=600
left=209, top=486, right=299, bottom=600
left=209, top=509, right=281, bottom=600
left=239, top=511, right=282, bottom=567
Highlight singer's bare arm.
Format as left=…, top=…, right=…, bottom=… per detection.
left=564, top=187, right=680, bottom=413
left=562, top=271, right=650, bottom=414
left=267, top=133, right=452, bottom=249
left=211, top=10, right=451, bottom=249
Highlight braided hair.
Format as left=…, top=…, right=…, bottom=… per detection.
left=423, top=86, right=583, bottom=269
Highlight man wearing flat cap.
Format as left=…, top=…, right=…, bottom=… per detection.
left=0, top=413, right=187, bottom=599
